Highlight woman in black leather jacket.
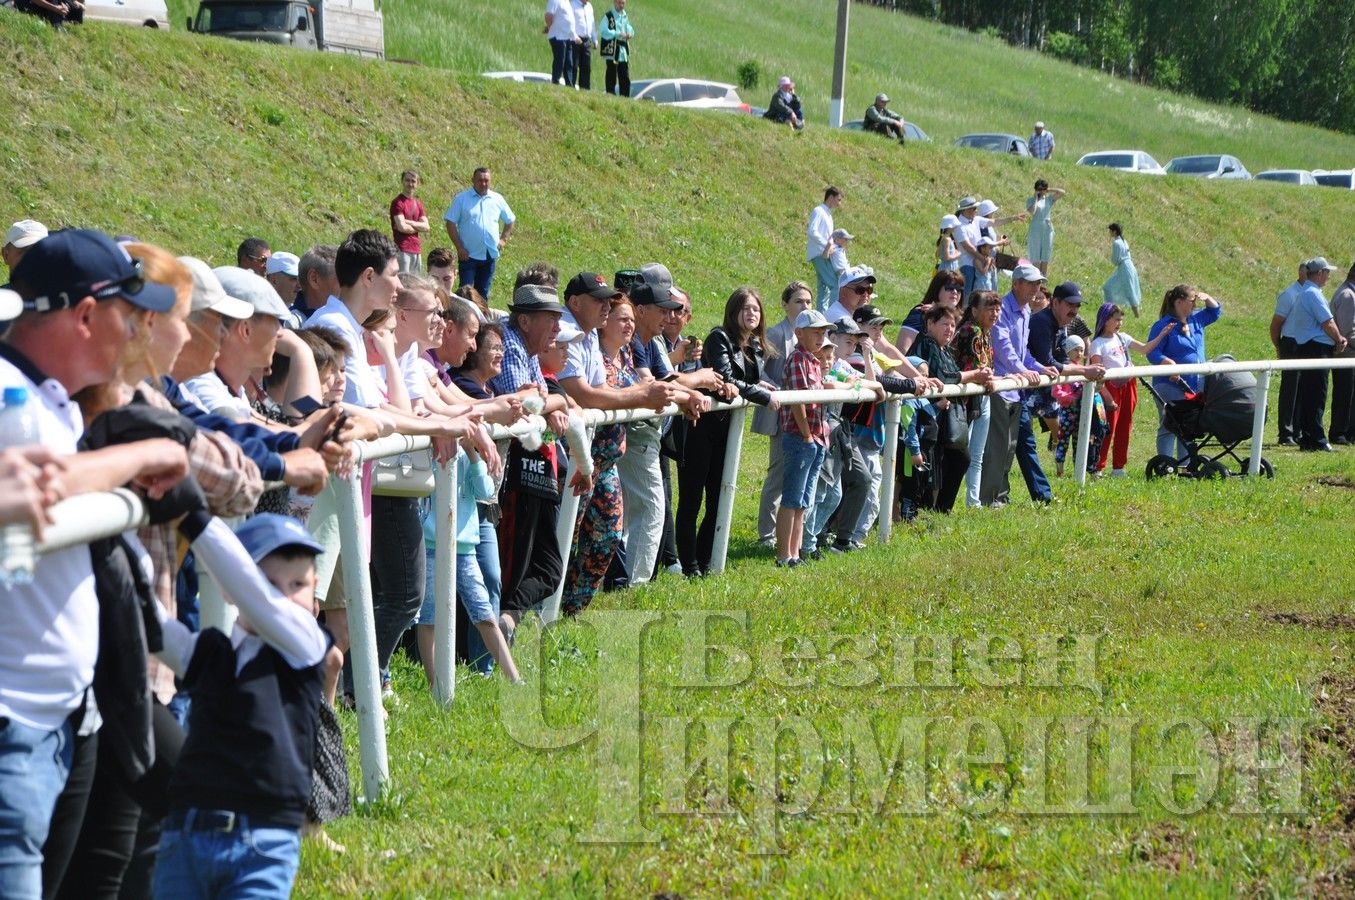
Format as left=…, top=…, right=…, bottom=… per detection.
left=675, top=287, right=781, bottom=576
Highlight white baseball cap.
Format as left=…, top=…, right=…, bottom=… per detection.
left=265, top=251, right=300, bottom=277
left=1034, top=121, right=1046, bottom=129
left=212, top=266, right=291, bottom=319
left=179, top=256, right=255, bottom=319
left=4, top=219, right=48, bottom=250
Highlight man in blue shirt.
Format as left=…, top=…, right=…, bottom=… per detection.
left=1285, top=258, right=1350, bottom=451
left=443, top=168, right=516, bottom=302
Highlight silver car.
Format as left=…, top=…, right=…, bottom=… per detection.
left=1164, top=154, right=1252, bottom=179
left=629, top=79, right=752, bottom=114
left=1076, top=150, right=1166, bottom=175
left=954, top=133, right=1031, bottom=157
left=1255, top=169, right=1318, bottom=186
left=841, top=119, right=932, bottom=142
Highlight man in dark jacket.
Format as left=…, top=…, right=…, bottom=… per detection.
left=764, top=76, right=804, bottom=130
left=863, top=93, right=907, bottom=143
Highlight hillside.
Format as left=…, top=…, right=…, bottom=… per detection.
left=4, top=13, right=1353, bottom=365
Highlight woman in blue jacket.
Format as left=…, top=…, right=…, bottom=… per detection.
left=1145, top=284, right=1222, bottom=458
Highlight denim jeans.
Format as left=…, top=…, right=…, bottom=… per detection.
left=153, top=817, right=300, bottom=899
left=960, top=264, right=977, bottom=298
left=549, top=38, right=575, bottom=85
left=810, top=257, right=837, bottom=312
left=457, top=256, right=497, bottom=301
left=0, top=717, right=73, bottom=899
left=781, top=433, right=826, bottom=510
left=1151, top=393, right=1186, bottom=459
left=1013, top=403, right=1053, bottom=503
left=965, top=395, right=991, bottom=508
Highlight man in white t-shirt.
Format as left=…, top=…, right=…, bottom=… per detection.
left=824, top=265, right=876, bottom=325
left=806, top=186, right=843, bottom=311
left=952, top=196, right=982, bottom=297
left=0, top=229, right=192, bottom=895
left=544, top=0, right=580, bottom=86
left=571, top=0, right=596, bottom=89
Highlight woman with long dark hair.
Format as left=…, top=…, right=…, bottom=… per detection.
left=897, top=269, right=965, bottom=355
left=675, top=287, right=780, bottom=576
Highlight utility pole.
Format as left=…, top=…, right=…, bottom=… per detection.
left=829, top=0, right=849, bottom=128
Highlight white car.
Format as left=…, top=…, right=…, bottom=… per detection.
left=1313, top=170, right=1355, bottom=189
left=629, top=79, right=752, bottom=114
left=1165, top=154, right=1252, bottom=179
left=1255, top=169, right=1318, bottom=186
left=1076, top=150, right=1166, bottom=175
left=83, top=0, right=169, bottom=28
left=482, top=71, right=553, bottom=84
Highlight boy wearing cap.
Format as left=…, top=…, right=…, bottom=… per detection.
left=152, top=512, right=331, bottom=899
left=775, top=310, right=833, bottom=568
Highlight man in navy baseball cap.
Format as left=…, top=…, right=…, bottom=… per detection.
left=4, top=228, right=177, bottom=314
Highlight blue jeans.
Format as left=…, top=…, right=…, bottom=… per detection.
left=781, top=433, right=826, bottom=510
left=810, top=257, right=837, bottom=312
left=418, top=514, right=502, bottom=675
left=961, top=264, right=977, bottom=298
left=549, top=38, right=576, bottom=86
left=153, top=816, right=300, bottom=899
left=965, top=395, right=991, bottom=508
left=1151, top=393, right=1186, bottom=459
left=1014, top=404, right=1053, bottom=503
left=458, top=256, right=497, bottom=301
left=0, top=717, right=73, bottom=899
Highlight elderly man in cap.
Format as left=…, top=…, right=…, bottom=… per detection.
left=264, top=251, right=300, bottom=308
left=980, top=264, right=1063, bottom=508
left=0, top=229, right=195, bottom=895
left=185, top=267, right=292, bottom=422
left=863, top=93, right=907, bottom=143
left=1027, top=280, right=1107, bottom=439
left=1286, top=257, right=1348, bottom=452
left=764, top=76, right=804, bottom=130
left=2, top=220, right=48, bottom=276
left=1029, top=121, right=1055, bottom=159
left=824, top=265, right=876, bottom=325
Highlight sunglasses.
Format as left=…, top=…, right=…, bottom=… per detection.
left=90, top=257, right=146, bottom=301
left=941, top=284, right=962, bottom=292
left=850, top=284, right=873, bottom=295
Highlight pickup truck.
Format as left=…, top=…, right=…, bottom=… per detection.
left=188, top=0, right=384, bottom=59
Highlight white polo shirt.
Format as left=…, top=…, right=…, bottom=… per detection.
left=955, top=214, right=980, bottom=268
left=559, top=309, right=606, bottom=387
left=304, top=296, right=383, bottom=409
left=546, top=0, right=577, bottom=41
left=182, top=371, right=251, bottom=421
left=0, top=347, right=100, bottom=732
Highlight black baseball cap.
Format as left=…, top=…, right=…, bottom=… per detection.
left=852, top=304, right=892, bottom=326
left=5, top=228, right=177, bottom=314
left=565, top=272, right=622, bottom=300
left=630, top=281, right=682, bottom=310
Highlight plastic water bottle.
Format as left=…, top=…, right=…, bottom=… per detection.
left=0, top=386, right=39, bottom=588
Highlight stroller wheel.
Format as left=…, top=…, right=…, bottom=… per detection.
left=1198, top=460, right=1230, bottom=480
left=1145, top=455, right=1177, bottom=480
left=1258, top=457, right=1275, bottom=479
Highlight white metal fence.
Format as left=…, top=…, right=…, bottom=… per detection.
left=26, top=355, right=1355, bottom=799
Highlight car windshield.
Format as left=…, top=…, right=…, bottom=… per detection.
left=1082, top=154, right=1135, bottom=168
left=1168, top=156, right=1222, bottom=174
left=958, top=135, right=1010, bottom=151
left=196, top=1, right=291, bottom=31
left=1315, top=173, right=1353, bottom=188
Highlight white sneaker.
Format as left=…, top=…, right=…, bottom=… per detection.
left=665, top=563, right=683, bottom=576
left=1110, top=468, right=1128, bottom=478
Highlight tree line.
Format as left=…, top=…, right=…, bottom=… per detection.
left=857, top=0, right=1355, bottom=136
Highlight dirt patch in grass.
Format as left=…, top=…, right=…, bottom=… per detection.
left=1128, top=822, right=1196, bottom=872
left=1263, top=611, right=1355, bottom=630
left=1316, top=476, right=1355, bottom=491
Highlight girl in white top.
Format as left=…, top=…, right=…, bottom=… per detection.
left=1089, top=302, right=1175, bottom=476
left=936, top=214, right=961, bottom=271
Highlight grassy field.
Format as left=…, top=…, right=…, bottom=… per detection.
left=3, top=11, right=1354, bottom=895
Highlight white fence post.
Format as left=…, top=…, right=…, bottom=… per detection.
left=334, top=465, right=389, bottom=801
left=1073, top=379, right=1097, bottom=486
left=542, top=432, right=588, bottom=626
left=431, top=457, right=458, bottom=707
left=708, top=406, right=747, bottom=575
left=1249, top=368, right=1271, bottom=475
left=877, top=398, right=901, bottom=544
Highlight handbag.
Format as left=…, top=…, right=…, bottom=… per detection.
left=940, top=400, right=969, bottom=451
left=995, top=251, right=1020, bottom=270
left=373, top=448, right=435, bottom=497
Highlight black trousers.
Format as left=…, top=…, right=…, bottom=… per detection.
left=1294, top=340, right=1332, bottom=448
left=369, top=496, right=424, bottom=674
left=675, top=412, right=731, bottom=574
left=549, top=38, right=575, bottom=86
left=655, top=455, right=678, bottom=575
left=41, top=727, right=97, bottom=900
left=498, top=488, right=562, bottom=617
left=1331, top=357, right=1354, bottom=441
left=573, top=44, right=592, bottom=90
left=1276, top=337, right=1300, bottom=442
left=605, top=59, right=630, bottom=96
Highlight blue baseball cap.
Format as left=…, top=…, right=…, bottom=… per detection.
left=3, top=228, right=177, bottom=314
left=234, top=513, right=325, bottom=563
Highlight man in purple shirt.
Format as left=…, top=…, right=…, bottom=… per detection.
left=980, top=264, right=1059, bottom=507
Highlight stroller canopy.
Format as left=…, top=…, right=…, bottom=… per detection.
left=1199, top=354, right=1257, bottom=442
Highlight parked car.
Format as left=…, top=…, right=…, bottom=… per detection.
left=841, top=119, right=932, bottom=142
left=1075, top=150, right=1166, bottom=175
left=188, top=0, right=383, bottom=58
left=1255, top=169, right=1318, bottom=186
left=1164, top=154, right=1251, bottom=179
left=483, top=71, right=553, bottom=84
left=84, top=0, right=169, bottom=28
left=629, top=79, right=752, bottom=114
left=1312, top=170, right=1355, bottom=189
left=954, top=133, right=1031, bottom=157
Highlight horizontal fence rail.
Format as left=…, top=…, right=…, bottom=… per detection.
left=21, top=355, right=1355, bottom=797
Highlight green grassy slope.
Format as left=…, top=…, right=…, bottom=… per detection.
left=375, top=0, right=1355, bottom=173
left=5, top=14, right=1354, bottom=897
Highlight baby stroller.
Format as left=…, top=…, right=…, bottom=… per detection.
left=1142, top=355, right=1274, bottom=480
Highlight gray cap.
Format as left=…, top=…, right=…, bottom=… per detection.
left=509, top=283, right=564, bottom=313
left=1011, top=263, right=1047, bottom=283
left=875, top=93, right=889, bottom=103
left=634, top=262, right=682, bottom=309
left=1304, top=257, right=1338, bottom=274
left=179, top=256, right=254, bottom=319
left=212, top=266, right=291, bottom=319
left=957, top=196, right=979, bottom=211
